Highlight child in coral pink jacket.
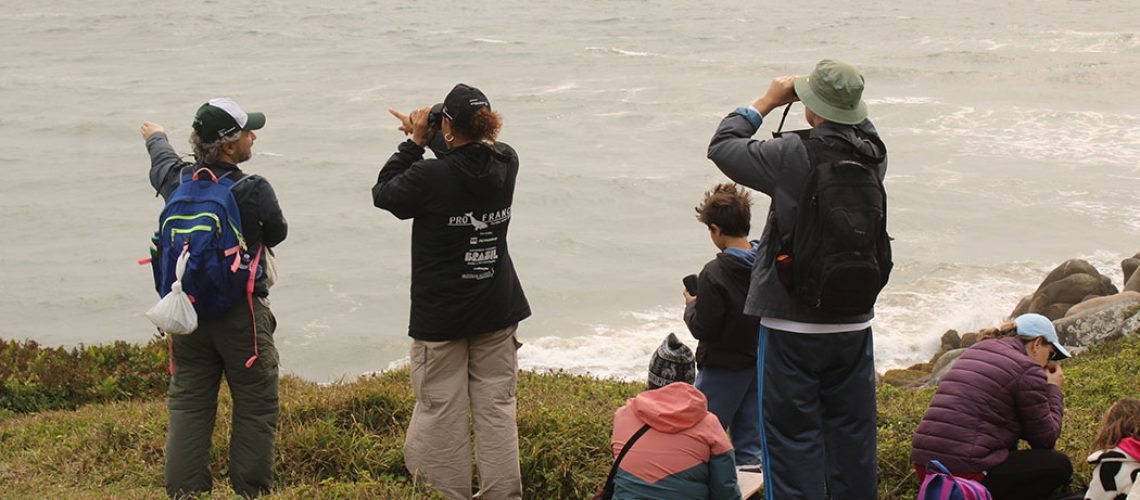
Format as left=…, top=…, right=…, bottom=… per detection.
left=609, top=334, right=741, bottom=500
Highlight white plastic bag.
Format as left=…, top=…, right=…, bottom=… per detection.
left=145, top=246, right=198, bottom=335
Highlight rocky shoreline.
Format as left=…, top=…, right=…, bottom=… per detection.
left=882, top=253, right=1140, bottom=388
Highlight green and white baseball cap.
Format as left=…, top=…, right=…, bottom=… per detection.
left=192, top=98, right=265, bottom=142
left=793, top=59, right=868, bottom=125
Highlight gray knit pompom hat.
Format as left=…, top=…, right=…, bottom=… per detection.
left=647, top=333, right=696, bottom=389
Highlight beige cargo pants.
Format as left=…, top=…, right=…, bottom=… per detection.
left=404, top=324, right=523, bottom=500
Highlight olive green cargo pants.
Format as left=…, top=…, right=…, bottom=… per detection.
left=165, top=298, right=279, bottom=499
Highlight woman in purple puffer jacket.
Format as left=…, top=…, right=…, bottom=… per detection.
left=911, top=313, right=1074, bottom=500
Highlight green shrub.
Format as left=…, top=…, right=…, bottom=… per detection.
left=0, top=338, right=169, bottom=413
left=876, top=383, right=934, bottom=499
left=516, top=370, right=641, bottom=498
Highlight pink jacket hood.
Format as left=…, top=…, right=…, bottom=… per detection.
left=630, top=382, right=709, bottom=434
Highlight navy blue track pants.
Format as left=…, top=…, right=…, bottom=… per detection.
left=758, top=325, right=878, bottom=500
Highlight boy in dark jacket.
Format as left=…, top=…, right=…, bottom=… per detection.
left=683, top=183, right=762, bottom=466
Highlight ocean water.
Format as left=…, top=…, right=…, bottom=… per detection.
left=1, top=0, right=1137, bottom=382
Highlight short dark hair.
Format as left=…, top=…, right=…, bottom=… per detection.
left=695, top=183, right=752, bottom=236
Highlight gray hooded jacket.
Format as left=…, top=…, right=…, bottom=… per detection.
left=707, top=112, right=887, bottom=324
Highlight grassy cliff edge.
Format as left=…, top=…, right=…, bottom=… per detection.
left=1, top=334, right=1137, bottom=499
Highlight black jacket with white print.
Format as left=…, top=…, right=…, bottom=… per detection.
left=373, top=139, right=531, bottom=341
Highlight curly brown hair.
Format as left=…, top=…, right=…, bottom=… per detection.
left=1091, top=397, right=1140, bottom=451
left=189, top=129, right=241, bottom=164
left=695, top=183, right=752, bottom=237
left=454, top=108, right=502, bottom=145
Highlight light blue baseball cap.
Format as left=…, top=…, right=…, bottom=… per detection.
left=1014, top=313, right=1071, bottom=360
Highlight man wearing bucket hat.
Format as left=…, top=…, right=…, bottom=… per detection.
left=140, top=97, right=287, bottom=498
left=911, top=313, right=1073, bottom=500
left=707, top=59, right=889, bottom=499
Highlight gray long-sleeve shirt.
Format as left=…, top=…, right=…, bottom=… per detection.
left=707, top=111, right=887, bottom=324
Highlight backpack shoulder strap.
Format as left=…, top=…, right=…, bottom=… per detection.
left=803, top=136, right=860, bottom=168
left=774, top=137, right=825, bottom=250
left=601, top=424, right=652, bottom=498
left=227, top=174, right=256, bottom=191
left=178, top=165, right=195, bottom=185
left=801, top=136, right=824, bottom=170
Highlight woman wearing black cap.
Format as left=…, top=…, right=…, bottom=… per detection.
left=373, top=84, right=530, bottom=500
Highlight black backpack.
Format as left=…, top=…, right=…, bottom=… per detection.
left=775, top=135, right=892, bottom=315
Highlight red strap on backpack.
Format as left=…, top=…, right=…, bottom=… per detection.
left=192, top=168, right=219, bottom=182
left=244, top=246, right=263, bottom=368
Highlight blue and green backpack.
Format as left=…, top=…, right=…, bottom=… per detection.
left=150, top=167, right=254, bottom=318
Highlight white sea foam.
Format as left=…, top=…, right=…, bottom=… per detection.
left=299, top=319, right=332, bottom=345
left=386, top=357, right=410, bottom=372
left=916, top=107, right=1140, bottom=167
left=872, top=272, right=1035, bottom=369
left=376, top=307, right=684, bottom=382
left=1068, top=199, right=1140, bottom=232
left=518, top=306, right=684, bottom=381
left=513, top=250, right=1132, bottom=381
left=618, top=87, right=647, bottom=103
left=1036, top=30, right=1140, bottom=54
left=349, top=251, right=1134, bottom=382
left=0, top=12, right=73, bottom=21
left=978, top=39, right=1010, bottom=51
left=473, top=38, right=509, bottom=44
left=538, top=82, right=577, bottom=94
left=865, top=96, right=938, bottom=105
left=1072, top=199, right=1140, bottom=230
left=594, top=111, right=634, bottom=118
left=916, top=30, right=1139, bottom=55
left=584, top=46, right=658, bottom=57
left=346, top=83, right=388, bottom=103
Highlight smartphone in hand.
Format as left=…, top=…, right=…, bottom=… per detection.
left=683, top=274, right=698, bottom=296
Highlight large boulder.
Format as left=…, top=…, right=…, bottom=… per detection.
left=1010, top=259, right=1118, bottom=320
left=959, top=332, right=976, bottom=348
left=926, top=347, right=969, bottom=387
left=1066, top=291, right=1140, bottom=318
left=907, top=362, right=934, bottom=372
left=1122, top=253, right=1140, bottom=284
left=1053, top=293, right=1140, bottom=346
left=1126, top=271, right=1140, bottom=294
left=1124, top=252, right=1140, bottom=293
left=882, top=368, right=930, bottom=388
left=940, top=329, right=961, bottom=350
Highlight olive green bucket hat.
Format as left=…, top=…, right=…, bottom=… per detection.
left=793, top=59, right=868, bottom=125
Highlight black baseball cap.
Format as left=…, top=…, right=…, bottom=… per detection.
left=442, top=84, right=490, bottom=126
left=192, top=98, right=266, bottom=142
